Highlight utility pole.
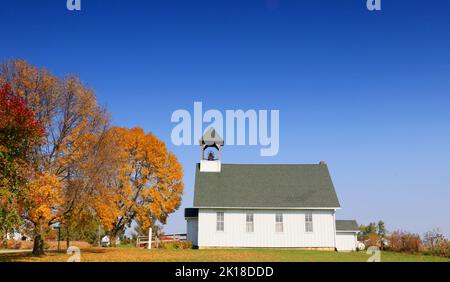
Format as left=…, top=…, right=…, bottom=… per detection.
left=98, top=225, right=101, bottom=247
left=57, top=226, right=61, bottom=251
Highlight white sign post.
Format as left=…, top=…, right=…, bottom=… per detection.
left=148, top=228, right=152, bottom=250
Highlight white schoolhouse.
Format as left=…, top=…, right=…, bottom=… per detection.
left=185, top=128, right=359, bottom=251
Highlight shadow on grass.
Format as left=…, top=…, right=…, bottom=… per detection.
left=0, top=253, right=34, bottom=262
left=79, top=248, right=109, bottom=254
left=0, top=249, right=98, bottom=262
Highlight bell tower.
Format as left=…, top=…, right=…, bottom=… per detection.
left=199, top=127, right=224, bottom=172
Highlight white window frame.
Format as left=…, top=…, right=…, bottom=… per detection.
left=246, top=213, right=254, bottom=233
left=305, top=212, right=313, bottom=233
left=275, top=213, right=283, bottom=233
left=216, top=212, right=224, bottom=232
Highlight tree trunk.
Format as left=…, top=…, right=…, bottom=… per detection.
left=110, top=235, right=117, bottom=247
left=66, top=225, right=70, bottom=249
left=32, top=235, right=45, bottom=256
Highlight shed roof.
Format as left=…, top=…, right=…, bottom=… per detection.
left=336, top=220, right=359, bottom=231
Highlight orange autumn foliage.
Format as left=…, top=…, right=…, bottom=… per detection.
left=1, top=60, right=184, bottom=253
left=93, top=127, right=183, bottom=241
left=1, top=60, right=110, bottom=255
left=22, top=172, right=63, bottom=230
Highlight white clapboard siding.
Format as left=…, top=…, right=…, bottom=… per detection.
left=186, top=218, right=198, bottom=246
left=197, top=209, right=336, bottom=248
left=336, top=232, right=357, bottom=251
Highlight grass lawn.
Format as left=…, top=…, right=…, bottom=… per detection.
left=0, top=246, right=448, bottom=262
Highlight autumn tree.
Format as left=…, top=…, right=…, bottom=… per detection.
left=93, top=127, right=183, bottom=246
left=58, top=129, right=116, bottom=248
left=134, top=218, right=164, bottom=237
left=0, top=60, right=184, bottom=255
left=423, top=228, right=447, bottom=256
left=359, top=220, right=388, bottom=248
left=21, top=172, right=63, bottom=255
left=359, top=222, right=378, bottom=241
left=0, top=84, right=44, bottom=240
left=0, top=60, right=109, bottom=255
left=59, top=206, right=101, bottom=246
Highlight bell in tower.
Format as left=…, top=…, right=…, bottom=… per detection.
left=199, top=127, right=224, bottom=172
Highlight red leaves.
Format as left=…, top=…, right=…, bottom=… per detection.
left=0, top=83, right=44, bottom=156
left=0, top=83, right=44, bottom=133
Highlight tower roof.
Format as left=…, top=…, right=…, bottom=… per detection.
left=199, top=127, right=224, bottom=146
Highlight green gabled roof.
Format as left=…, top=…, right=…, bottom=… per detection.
left=336, top=220, right=359, bottom=231
left=193, top=164, right=341, bottom=208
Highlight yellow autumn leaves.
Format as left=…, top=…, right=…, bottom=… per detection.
left=0, top=60, right=183, bottom=252
left=91, top=127, right=184, bottom=241
left=23, top=173, right=62, bottom=226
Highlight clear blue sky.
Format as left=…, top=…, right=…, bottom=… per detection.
left=1, top=0, right=449, bottom=237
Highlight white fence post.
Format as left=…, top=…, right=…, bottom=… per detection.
left=148, top=228, right=152, bottom=250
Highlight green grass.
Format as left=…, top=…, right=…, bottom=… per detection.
left=0, top=247, right=449, bottom=262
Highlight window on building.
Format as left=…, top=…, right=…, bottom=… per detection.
left=275, top=213, right=283, bottom=233
left=216, top=212, right=224, bottom=232
left=246, top=213, right=254, bottom=233
left=305, top=213, right=313, bottom=232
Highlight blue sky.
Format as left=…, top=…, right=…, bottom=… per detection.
left=1, top=0, right=450, bottom=236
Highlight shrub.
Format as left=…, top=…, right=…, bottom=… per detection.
left=425, top=240, right=449, bottom=258
left=159, top=240, right=193, bottom=250
left=364, top=233, right=381, bottom=248
left=11, top=240, right=21, bottom=249
left=185, top=241, right=193, bottom=249
left=423, top=228, right=449, bottom=258
left=387, top=230, right=422, bottom=253
left=0, top=240, right=24, bottom=250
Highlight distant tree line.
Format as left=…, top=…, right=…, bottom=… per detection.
left=359, top=220, right=449, bottom=258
